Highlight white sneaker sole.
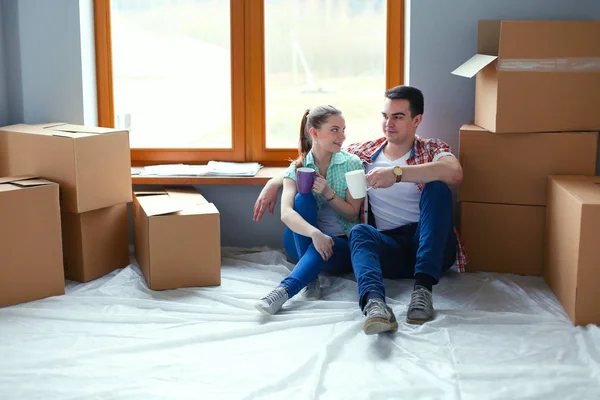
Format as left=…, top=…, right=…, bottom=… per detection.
left=254, top=303, right=275, bottom=316
left=363, top=318, right=399, bottom=335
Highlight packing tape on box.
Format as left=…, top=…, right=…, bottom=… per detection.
left=497, top=57, right=600, bottom=72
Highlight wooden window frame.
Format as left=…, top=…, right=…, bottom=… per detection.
left=94, top=0, right=404, bottom=167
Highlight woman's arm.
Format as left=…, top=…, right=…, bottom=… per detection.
left=280, top=178, right=320, bottom=237
left=322, top=187, right=363, bottom=221
left=253, top=172, right=285, bottom=222
left=280, top=178, right=334, bottom=261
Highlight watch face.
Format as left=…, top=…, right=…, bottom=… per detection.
left=393, top=166, right=403, bottom=182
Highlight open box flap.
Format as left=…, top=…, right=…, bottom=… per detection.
left=45, top=124, right=125, bottom=138
left=452, top=54, right=498, bottom=78
left=165, top=189, right=209, bottom=207
left=0, top=175, right=38, bottom=185
left=11, top=178, right=54, bottom=187
left=136, top=193, right=184, bottom=216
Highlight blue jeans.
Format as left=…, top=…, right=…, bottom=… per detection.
left=281, top=193, right=352, bottom=297
left=349, top=181, right=457, bottom=309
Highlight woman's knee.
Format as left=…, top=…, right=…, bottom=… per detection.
left=294, top=192, right=315, bottom=206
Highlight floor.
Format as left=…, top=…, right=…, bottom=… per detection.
left=1, top=248, right=599, bottom=400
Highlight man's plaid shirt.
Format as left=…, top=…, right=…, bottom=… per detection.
left=345, top=135, right=469, bottom=273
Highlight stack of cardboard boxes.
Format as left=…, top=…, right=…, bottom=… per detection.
left=453, top=20, right=600, bottom=325
left=0, top=123, right=221, bottom=308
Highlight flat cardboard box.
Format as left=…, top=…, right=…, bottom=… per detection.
left=0, top=123, right=132, bottom=213
left=460, top=202, right=545, bottom=276
left=133, top=188, right=221, bottom=290
left=61, top=203, right=130, bottom=282
left=459, top=124, right=598, bottom=205
left=452, top=20, right=600, bottom=133
left=0, top=176, right=64, bottom=307
left=545, top=175, right=600, bottom=326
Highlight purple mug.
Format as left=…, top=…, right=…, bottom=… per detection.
left=296, top=167, right=316, bottom=194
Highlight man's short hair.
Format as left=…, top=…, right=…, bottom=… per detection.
left=385, top=86, right=424, bottom=118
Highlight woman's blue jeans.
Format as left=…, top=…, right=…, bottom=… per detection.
left=281, top=193, right=352, bottom=297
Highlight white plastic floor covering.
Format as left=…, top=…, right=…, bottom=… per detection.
left=1, top=248, right=599, bottom=400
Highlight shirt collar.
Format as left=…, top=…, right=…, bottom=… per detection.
left=305, top=150, right=346, bottom=168
left=369, top=136, right=421, bottom=162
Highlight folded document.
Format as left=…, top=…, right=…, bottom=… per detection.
left=139, top=162, right=262, bottom=177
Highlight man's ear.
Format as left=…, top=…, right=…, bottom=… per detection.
left=413, top=114, right=423, bottom=128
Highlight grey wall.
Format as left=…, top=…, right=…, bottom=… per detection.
left=2, top=0, right=600, bottom=249
left=408, top=0, right=600, bottom=175
left=194, top=185, right=285, bottom=248
left=0, top=1, right=7, bottom=125
left=0, top=0, right=97, bottom=126
left=0, top=0, right=23, bottom=125
left=130, top=185, right=286, bottom=249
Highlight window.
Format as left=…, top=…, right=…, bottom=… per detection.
left=94, top=0, right=404, bottom=166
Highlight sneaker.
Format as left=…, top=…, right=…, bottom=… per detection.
left=406, top=285, right=434, bottom=324
left=255, top=286, right=289, bottom=315
left=362, top=298, right=398, bottom=335
left=300, top=278, right=321, bottom=300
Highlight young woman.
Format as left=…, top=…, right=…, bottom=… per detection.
left=255, top=105, right=364, bottom=315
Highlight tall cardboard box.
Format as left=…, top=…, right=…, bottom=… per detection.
left=0, top=176, right=64, bottom=307
left=0, top=123, right=132, bottom=213
left=61, top=204, right=130, bottom=282
left=545, top=176, right=600, bottom=326
left=460, top=202, right=545, bottom=276
left=459, top=124, right=598, bottom=205
left=452, top=20, right=600, bottom=133
left=133, top=188, right=221, bottom=290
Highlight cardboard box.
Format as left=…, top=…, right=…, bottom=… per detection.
left=452, top=20, right=600, bottom=133
left=459, top=124, right=598, bottom=205
left=460, top=202, right=545, bottom=276
left=61, top=203, right=130, bottom=282
left=545, top=175, right=600, bottom=326
left=0, top=176, right=64, bottom=307
left=0, top=123, right=132, bottom=213
left=133, top=188, right=221, bottom=290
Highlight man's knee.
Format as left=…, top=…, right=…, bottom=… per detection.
left=349, top=224, right=377, bottom=243
left=423, top=181, right=451, bottom=199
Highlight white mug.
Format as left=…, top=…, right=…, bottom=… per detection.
left=345, top=170, right=370, bottom=199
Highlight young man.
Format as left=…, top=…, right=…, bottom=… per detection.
left=253, top=85, right=468, bottom=335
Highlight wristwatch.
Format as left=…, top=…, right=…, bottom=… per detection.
left=393, top=166, right=403, bottom=183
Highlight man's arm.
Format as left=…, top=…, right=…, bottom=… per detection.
left=366, top=155, right=463, bottom=189
left=252, top=170, right=285, bottom=221
left=400, top=155, right=463, bottom=185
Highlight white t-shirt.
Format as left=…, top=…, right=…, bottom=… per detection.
left=366, top=148, right=456, bottom=231
left=366, top=150, right=420, bottom=230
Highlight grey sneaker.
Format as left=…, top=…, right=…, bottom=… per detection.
left=363, top=298, right=399, bottom=335
left=300, top=278, right=321, bottom=300
left=406, top=285, right=434, bottom=324
left=255, top=286, right=289, bottom=315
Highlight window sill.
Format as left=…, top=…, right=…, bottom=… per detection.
left=131, top=167, right=285, bottom=186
